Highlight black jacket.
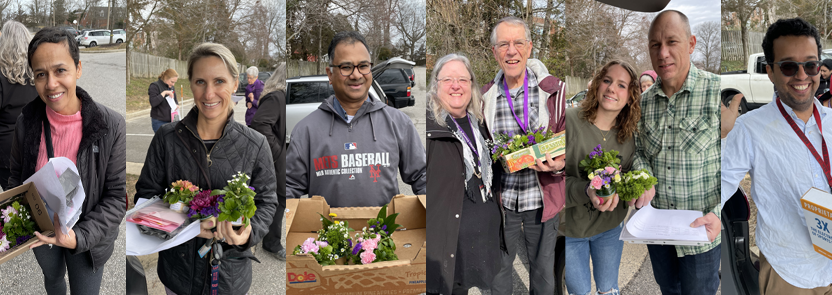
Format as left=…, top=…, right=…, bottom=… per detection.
left=9, top=86, right=126, bottom=272
left=149, top=79, right=178, bottom=122
left=250, top=90, right=286, bottom=207
left=0, top=74, right=37, bottom=188
left=426, top=114, right=503, bottom=295
left=135, top=107, right=278, bottom=295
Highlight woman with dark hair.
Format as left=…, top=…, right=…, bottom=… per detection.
left=250, top=63, right=287, bottom=260
left=0, top=20, right=38, bottom=189
left=816, top=59, right=832, bottom=106
left=148, top=68, right=179, bottom=132
left=563, top=60, right=654, bottom=295
left=426, top=53, right=503, bottom=295
left=8, top=27, right=126, bottom=295
left=135, top=42, right=277, bottom=295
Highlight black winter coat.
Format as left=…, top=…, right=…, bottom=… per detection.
left=0, top=74, right=37, bottom=188
left=9, top=86, right=126, bottom=272
left=426, top=114, right=504, bottom=295
left=149, top=79, right=178, bottom=122
left=135, top=107, right=278, bottom=295
left=250, top=90, right=286, bottom=207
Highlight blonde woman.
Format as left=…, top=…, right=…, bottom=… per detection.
left=149, top=68, right=179, bottom=132
left=0, top=20, right=37, bottom=188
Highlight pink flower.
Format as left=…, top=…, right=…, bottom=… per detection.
left=362, top=237, right=379, bottom=252
left=315, top=241, right=328, bottom=248
left=301, top=237, right=319, bottom=254
left=1, top=206, right=17, bottom=223
left=360, top=250, right=376, bottom=264
left=590, top=176, right=603, bottom=190
left=604, top=166, right=616, bottom=174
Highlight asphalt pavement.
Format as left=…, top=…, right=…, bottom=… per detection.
left=0, top=51, right=127, bottom=295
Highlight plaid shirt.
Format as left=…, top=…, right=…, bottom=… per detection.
left=494, top=70, right=543, bottom=212
left=634, top=63, right=721, bottom=257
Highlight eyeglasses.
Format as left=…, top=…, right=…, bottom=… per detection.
left=437, top=77, right=472, bottom=86
left=494, top=39, right=530, bottom=53
left=329, top=62, right=373, bottom=76
left=768, top=60, right=821, bottom=77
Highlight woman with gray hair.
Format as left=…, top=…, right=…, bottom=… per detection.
left=250, top=63, right=287, bottom=260
left=135, top=42, right=278, bottom=295
left=426, top=53, right=503, bottom=295
left=0, top=20, right=37, bottom=188
left=244, top=66, right=264, bottom=125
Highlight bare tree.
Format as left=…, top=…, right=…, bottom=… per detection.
left=394, top=0, right=424, bottom=61
left=723, top=0, right=763, bottom=66
left=695, top=21, right=720, bottom=73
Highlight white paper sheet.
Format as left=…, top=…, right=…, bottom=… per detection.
left=23, top=157, right=85, bottom=235
left=231, top=95, right=245, bottom=103
left=165, top=96, right=180, bottom=121
left=624, top=203, right=709, bottom=242
left=126, top=198, right=201, bottom=256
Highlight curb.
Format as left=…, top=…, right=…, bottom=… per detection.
left=126, top=99, right=194, bottom=121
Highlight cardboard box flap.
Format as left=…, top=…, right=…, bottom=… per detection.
left=329, top=206, right=380, bottom=220
left=418, top=194, right=426, bottom=208
left=285, top=198, right=300, bottom=235
left=290, top=196, right=330, bottom=233
left=0, top=183, right=55, bottom=265
left=390, top=195, right=426, bottom=230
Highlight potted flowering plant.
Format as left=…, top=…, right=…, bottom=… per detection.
left=187, top=190, right=220, bottom=224
left=292, top=212, right=354, bottom=266
left=0, top=199, right=38, bottom=253
left=163, top=180, right=199, bottom=213
left=580, top=145, right=622, bottom=204
left=213, top=172, right=257, bottom=227
left=350, top=204, right=400, bottom=265
left=489, top=127, right=564, bottom=173
left=617, top=169, right=658, bottom=202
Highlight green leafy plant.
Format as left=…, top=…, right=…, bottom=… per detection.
left=349, top=204, right=401, bottom=265
left=1, top=200, right=39, bottom=251
left=488, top=126, right=555, bottom=162
left=213, top=172, right=257, bottom=227
left=579, top=144, right=621, bottom=175
left=617, top=169, right=658, bottom=202
left=293, top=212, right=354, bottom=266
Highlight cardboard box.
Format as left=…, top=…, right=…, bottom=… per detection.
left=500, top=131, right=566, bottom=173
left=0, top=182, right=55, bottom=265
left=285, top=195, right=426, bottom=295
left=802, top=188, right=832, bottom=260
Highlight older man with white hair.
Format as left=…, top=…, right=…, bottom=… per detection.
left=481, top=16, right=566, bottom=295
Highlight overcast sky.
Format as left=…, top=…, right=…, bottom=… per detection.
left=664, top=0, right=722, bottom=29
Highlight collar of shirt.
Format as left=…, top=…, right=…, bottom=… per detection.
left=333, top=96, right=371, bottom=122
left=645, top=61, right=700, bottom=101
left=495, top=67, right=539, bottom=96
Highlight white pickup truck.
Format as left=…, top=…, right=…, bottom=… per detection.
left=721, top=51, right=832, bottom=113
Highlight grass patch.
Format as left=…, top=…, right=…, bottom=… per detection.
left=720, top=60, right=745, bottom=73
left=127, top=173, right=140, bottom=210
left=127, top=77, right=193, bottom=113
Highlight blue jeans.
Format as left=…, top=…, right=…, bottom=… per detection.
left=151, top=118, right=168, bottom=133
left=647, top=244, right=720, bottom=295
left=32, top=244, right=104, bottom=295
left=565, top=225, right=624, bottom=295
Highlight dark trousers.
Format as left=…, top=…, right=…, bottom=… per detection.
left=647, top=244, right=721, bottom=295
left=32, top=245, right=104, bottom=295
left=492, top=208, right=558, bottom=295
left=262, top=203, right=286, bottom=253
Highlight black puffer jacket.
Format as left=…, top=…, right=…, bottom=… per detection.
left=135, top=107, right=278, bottom=295
left=250, top=90, right=286, bottom=208
left=0, top=74, right=37, bottom=188
left=8, top=86, right=126, bottom=272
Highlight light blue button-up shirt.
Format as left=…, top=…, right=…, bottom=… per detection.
left=722, top=98, right=832, bottom=288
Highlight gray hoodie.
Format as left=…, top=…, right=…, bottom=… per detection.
left=286, top=95, right=426, bottom=207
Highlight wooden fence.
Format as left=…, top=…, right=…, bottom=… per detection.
left=565, top=75, right=590, bottom=97
left=287, top=60, right=327, bottom=77
left=722, top=30, right=832, bottom=62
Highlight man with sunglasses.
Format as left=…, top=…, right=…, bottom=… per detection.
left=481, top=16, right=566, bottom=295
left=634, top=10, right=722, bottom=295
left=721, top=18, right=832, bottom=294
left=285, top=31, right=426, bottom=207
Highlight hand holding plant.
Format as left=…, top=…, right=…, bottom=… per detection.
left=214, top=172, right=257, bottom=227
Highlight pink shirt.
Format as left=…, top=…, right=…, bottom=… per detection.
left=36, top=106, right=83, bottom=171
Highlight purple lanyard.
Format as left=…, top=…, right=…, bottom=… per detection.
left=503, top=69, right=530, bottom=133
left=451, top=115, right=481, bottom=167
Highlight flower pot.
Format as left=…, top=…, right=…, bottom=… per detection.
left=199, top=216, right=217, bottom=229
left=169, top=201, right=189, bottom=214
left=597, top=186, right=616, bottom=205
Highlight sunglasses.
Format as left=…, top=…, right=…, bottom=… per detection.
left=769, top=60, right=821, bottom=77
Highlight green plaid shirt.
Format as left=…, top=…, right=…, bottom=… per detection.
left=634, top=63, right=721, bottom=257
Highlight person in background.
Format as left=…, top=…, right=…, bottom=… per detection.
left=244, top=66, right=264, bottom=126
left=815, top=59, right=832, bottom=106
left=148, top=68, right=178, bottom=133
left=640, top=70, right=657, bottom=93
left=9, top=26, right=126, bottom=295
left=0, top=20, right=37, bottom=189
left=251, top=63, right=287, bottom=261
left=426, top=53, right=503, bottom=295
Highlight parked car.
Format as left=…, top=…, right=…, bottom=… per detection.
left=721, top=51, right=832, bottom=114
left=77, top=29, right=124, bottom=47
left=236, top=71, right=272, bottom=94
left=372, top=57, right=416, bottom=109
left=60, top=26, right=79, bottom=36
left=566, top=89, right=587, bottom=108
left=403, top=67, right=415, bottom=87
left=286, top=75, right=388, bottom=144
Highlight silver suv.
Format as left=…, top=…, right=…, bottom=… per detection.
left=286, top=75, right=388, bottom=144
left=76, top=29, right=124, bottom=47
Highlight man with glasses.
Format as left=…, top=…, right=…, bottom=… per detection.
left=721, top=18, right=832, bottom=294
left=481, top=16, right=566, bottom=295
left=285, top=31, right=426, bottom=207
left=633, top=10, right=721, bottom=294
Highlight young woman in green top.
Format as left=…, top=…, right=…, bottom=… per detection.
left=563, top=60, right=655, bottom=295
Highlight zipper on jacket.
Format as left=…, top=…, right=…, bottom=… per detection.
left=185, top=125, right=227, bottom=167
